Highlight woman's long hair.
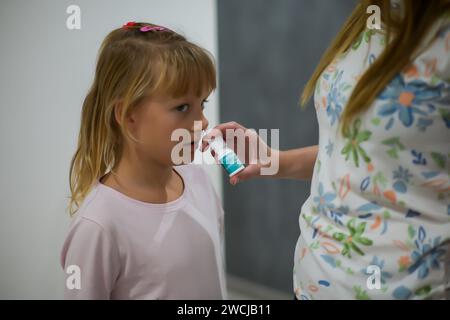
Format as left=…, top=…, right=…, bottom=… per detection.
left=301, top=0, right=450, bottom=133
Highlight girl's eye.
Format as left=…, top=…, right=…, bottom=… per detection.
left=176, top=104, right=190, bottom=112
left=201, top=99, right=209, bottom=109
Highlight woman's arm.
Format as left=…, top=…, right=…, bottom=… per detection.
left=274, top=145, right=318, bottom=180
left=202, top=121, right=318, bottom=183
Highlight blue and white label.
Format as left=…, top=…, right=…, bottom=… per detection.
left=219, top=152, right=245, bottom=177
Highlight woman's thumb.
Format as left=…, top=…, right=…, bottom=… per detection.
left=229, top=165, right=259, bottom=185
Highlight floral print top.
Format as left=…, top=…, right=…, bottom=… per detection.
left=294, top=16, right=450, bottom=299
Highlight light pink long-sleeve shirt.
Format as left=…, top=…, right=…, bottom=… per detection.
left=61, top=164, right=226, bottom=300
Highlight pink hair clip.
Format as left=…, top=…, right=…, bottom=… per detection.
left=139, top=25, right=169, bottom=32
left=122, top=21, right=136, bottom=29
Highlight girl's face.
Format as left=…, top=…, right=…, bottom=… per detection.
left=123, top=89, right=210, bottom=167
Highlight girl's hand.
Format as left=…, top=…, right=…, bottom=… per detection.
left=201, top=122, right=277, bottom=185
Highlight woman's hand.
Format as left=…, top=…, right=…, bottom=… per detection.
left=201, top=122, right=277, bottom=185
left=201, top=121, right=319, bottom=185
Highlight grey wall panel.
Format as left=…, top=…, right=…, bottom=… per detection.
left=218, top=0, right=358, bottom=293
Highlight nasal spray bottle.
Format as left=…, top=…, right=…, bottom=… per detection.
left=202, top=129, right=245, bottom=177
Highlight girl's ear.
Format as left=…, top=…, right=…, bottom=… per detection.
left=114, top=101, right=137, bottom=127
left=114, top=100, right=124, bottom=126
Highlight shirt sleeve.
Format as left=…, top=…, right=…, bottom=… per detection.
left=60, top=217, right=120, bottom=299
left=434, top=22, right=450, bottom=82
left=417, top=18, right=450, bottom=82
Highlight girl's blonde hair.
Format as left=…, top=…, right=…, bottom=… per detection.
left=301, top=0, right=450, bottom=134
left=68, top=22, right=216, bottom=216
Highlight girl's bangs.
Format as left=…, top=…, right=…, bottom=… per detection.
left=151, top=45, right=216, bottom=98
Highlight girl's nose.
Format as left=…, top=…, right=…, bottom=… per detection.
left=192, top=112, right=209, bottom=132
left=201, top=114, right=209, bottom=131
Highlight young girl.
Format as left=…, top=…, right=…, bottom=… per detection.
left=60, top=22, right=226, bottom=300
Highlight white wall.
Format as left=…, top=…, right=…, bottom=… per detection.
left=0, top=0, right=221, bottom=299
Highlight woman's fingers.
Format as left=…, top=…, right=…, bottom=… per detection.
left=198, top=123, right=266, bottom=185
left=229, top=164, right=260, bottom=185
left=201, top=127, right=221, bottom=151
left=201, top=140, right=209, bottom=152
left=214, top=121, right=247, bottom=133
left=201, top=122, right=247, bottom=151
left=200, top=139, right=216, bottom=157
left=200, top=122, right=265, bottom=184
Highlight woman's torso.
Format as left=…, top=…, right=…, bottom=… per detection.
left=294, top=18, right=450, bottom=299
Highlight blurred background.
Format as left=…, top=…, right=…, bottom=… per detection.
left=0, top=0, right=356, bottom=299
